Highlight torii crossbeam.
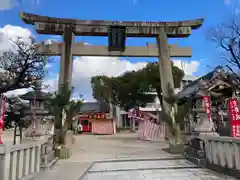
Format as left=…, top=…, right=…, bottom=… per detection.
left=37, top=43, right=192, bottom=57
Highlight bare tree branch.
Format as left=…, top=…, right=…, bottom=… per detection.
left=0, top=37, right=52, bottom=94
left=208, top=17, right=240, bottom=88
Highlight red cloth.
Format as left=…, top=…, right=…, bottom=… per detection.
left=0, top=127, right=2, bottom=144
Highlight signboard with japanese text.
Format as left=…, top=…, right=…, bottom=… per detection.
left=0, top=119, right=3, bottom=144
left=203, top=96, right=215, bottom=132
left=88, top=113, right=106, bottom=120
left=227, top=97, right=240, bottom=137
left=0, top=94, right=6, bottom=144
left=203, top=96, right=211, bottom=121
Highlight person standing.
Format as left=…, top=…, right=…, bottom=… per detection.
left=77, top=123, right=83, bottom=133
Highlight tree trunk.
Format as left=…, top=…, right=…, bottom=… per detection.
left=60, top=121, right=68, bottom=145
left=13, top=123, right=17, bottom=145
left=67, top=114, right=73, bottom=130
left=173, top=123, right=182, bottom=142
left=54, top=109, right=62, bottom=145
left=19, top=127, right=22, bottom=144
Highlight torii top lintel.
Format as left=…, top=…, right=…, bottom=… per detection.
left=20, top=12, right=204, bottom=37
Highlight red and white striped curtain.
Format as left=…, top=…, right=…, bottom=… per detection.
left=91, top=120, right=114, bottom=135
left=0, top=94, right=7, bottom=144
left=128, top=108, right=164, bottom=141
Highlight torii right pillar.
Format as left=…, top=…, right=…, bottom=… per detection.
left=156, top=30, right=175, bottom=139
left=157, top=30, right=175, bottom=115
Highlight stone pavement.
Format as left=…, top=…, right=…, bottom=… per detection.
left=28, top=132, right=237, bottom=180
left=84, top=159, right=236, bottom=180
left=1, top=129, right=18, bottom=145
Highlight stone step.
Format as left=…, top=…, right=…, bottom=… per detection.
left=41, top=150, right=55, bottom=164
left=40, top=157, right=59, bottom=171
left=89, top=159, right=198, bottom=172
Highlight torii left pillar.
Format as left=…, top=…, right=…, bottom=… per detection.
left=55, top=26, right=75, bottom=144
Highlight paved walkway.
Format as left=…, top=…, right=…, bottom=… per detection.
left=29, top=132, right=236, bottom=180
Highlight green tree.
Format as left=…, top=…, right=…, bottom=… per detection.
left=139, top=62, right=185, bottom=104
left=5, top=96, right=30, bottom=144
left=65, top=97, right=84, bottom=130
left=91, top=62, right=184, bottom=111
left=91, top=75, right=116, bottom=104
left=113, top=71, right=154, bottom=110
left=91, top=71, right=154, bottom=111
left=46, top=86, right=83, bottom=146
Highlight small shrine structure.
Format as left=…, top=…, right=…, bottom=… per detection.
left=20, top=80, right=52, bottom=137
left=74, top=102, right=116, bottom=135
left=176, top=66, right=235, bottom=137
left=176, top=67, right=239, bottom=162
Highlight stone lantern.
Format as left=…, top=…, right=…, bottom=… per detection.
left=20, top=80, right=51, bottom=137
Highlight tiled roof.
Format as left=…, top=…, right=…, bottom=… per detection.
left=79, top=102, right=110, bottom=113
left=176, top=66, right=229, bottom=103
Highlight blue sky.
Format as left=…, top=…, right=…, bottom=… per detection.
left=0, top=0, right=238, bottom=100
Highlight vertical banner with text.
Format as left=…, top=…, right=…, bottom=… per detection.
left=203, top=96, right=214, bottom=131
left=227, top=97, right=240, bottom=137
left=0, top=94, right=6, bottom=144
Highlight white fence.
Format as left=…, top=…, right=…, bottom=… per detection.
left=0, top=136, right=54, bottom=180
left=204, top=136, right=240, bottom=170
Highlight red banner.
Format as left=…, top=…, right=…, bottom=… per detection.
left=203, top=96, right=215, bottom=132
left=227, top=97, right=240, bottom=137
left=203, top=96, right=211, bottom=121
left=0, top=94, right=6, bottom=144
left=0, top=120, right=3, bottom=144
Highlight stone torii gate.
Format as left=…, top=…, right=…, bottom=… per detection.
left=20, top=11, right=203, bottom=128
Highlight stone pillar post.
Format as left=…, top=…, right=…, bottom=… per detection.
left=58, top=26, right=75, bottom=91
left=55, top=27, right=74, bottom=145
left=156, top=30, right=175, bottom=138
left=156, top=30, right=175, bottom=115
left=35, top=101, right=41, bottom=136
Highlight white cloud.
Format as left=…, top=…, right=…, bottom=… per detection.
left=4, top=88, right=32, bottom=97
left=172, top=59, right=200, bottom=75
left=0, top=25, right=33, bottom=52
left=0, top=0, right=41, bottom=10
